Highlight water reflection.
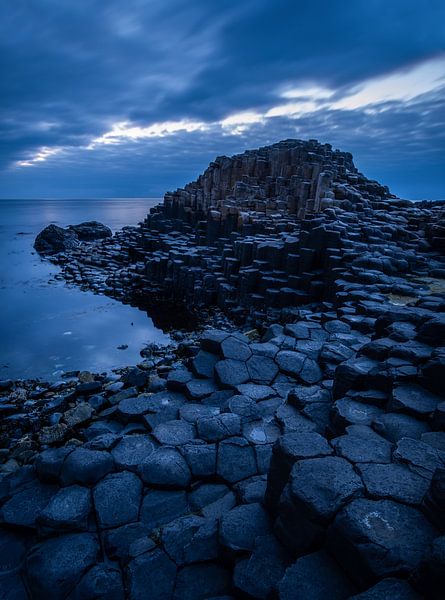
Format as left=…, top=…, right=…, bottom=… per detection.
left=0, top=198, right=169, bottom=380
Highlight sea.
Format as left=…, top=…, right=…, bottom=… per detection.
left=0, top=198, right=170, bottom=381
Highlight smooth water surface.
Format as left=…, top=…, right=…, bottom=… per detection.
left=0, top=198, right=168, bottom=380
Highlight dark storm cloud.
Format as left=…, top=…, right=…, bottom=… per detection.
left=0, top=0, right=444, bottom=198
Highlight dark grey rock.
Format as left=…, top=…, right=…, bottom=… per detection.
left=217, top=437, right=257, bottom=483
left=233, top=534, right=289, bottom=599
left=153, top=419, right=195, bottom=445
left=215, top=359, right=250, bottom=387
left=1, top=479, right=57, bottom=529
left=139, top=447, right=191, bottom=488
left=25, top=533, right=99, bottom=600
left=349, top=578, right=421, bottom=599
left=104, top=522, right=151, bottom=562
left=60, top=448, right=114, bottom=486
left=111, top=434, right=155, bottom=472
left=68, top=221, right=112, bottom=241
left=327, top=498, right=438, bottom=587
left=127, top=549, right=177, bottom=600
left=197, top=413, right=241, bottom=441
left=188, top=483, right=230, bottom=512
left=35, top=447, right=73, bottom=482
left=162, top=515, right=218, bottom=565
left=140, top=490, right=189, bottom=530
left=39, top=485, right=91, bottom=531
left=246, top=355, right=279, bottom=384
left=332, top=426, right=393, bottom=464
left=220, top=503, right=271, bottom=552
left=389, top=384, right=440, bottom=418
left=173, top=563, right=231, bottom=600
left=68, top=564, right=124, bottom=600
left=185, top=378, right=219, bottom=400
left=192, top=350, right=219, bottom=378
left=276, top=550, right=356, bottom=600
left=93, top=471, right=142, bottom=528
left=373, top=413, right=430, bottom=443
left=221, top=336, right=252, bottom=361
left=181, top=442, right=217, bottom=477
left=358, top=463, right=430, bottom=505
left=34, top=224, right=79, bottom=255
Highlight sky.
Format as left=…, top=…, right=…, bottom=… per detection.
left=0, top=0, right=444, bottom=200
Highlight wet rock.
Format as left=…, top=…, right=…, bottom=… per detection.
left=25, top=533, right=99, bottom=599
left=39, top=485, right=91, bottom=531
left=111, top=434, right=155, bottom=472
left=68, top=564, right=124, bottom=600
left=34, top=224, right=79, bottom=255
left=388, top=384, right=440, bottom=418
left=127, top=548, right=177, bottom=600
left=217, top=437, right=257, bottom=483
left=60, top=448, right=114, bottom=486
left=63, top=402, right=93, bottom=427
left=276, top=550, right=356, bottom=600
left=173, top=563, right=231, bottom=600
left=93, top=471, right=142, bottom=528
left=327, top=498, right=438, bottom=587
left=1, top=479, right=57, bottom=529
left=139, top=447, right=191, bottom=488
left=68, top=221, right=112, bottom=241
left=373, top=413, right=430, bottom=443
left=162, top=515, right=218, bottom=565
left=358, top=462, right=430, bottom=505
left=181, top=442, right=217, bottom=477
left=153, top=419, right=196, bottom=445
left=220, top=503, right=271, bottom=553
left=215, top=359, right=250, bottom=387
left=197, top=413, right=241, bottom=441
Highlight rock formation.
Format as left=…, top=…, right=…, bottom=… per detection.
left=1, top=139, right=444, bottom=598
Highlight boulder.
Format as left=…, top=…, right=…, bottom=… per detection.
left=34, top=224, right=79, bottom=255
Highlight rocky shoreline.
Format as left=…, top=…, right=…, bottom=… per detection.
left=1, top=139, right=444, bottom=599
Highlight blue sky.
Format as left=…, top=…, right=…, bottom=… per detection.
left=1, top=0, right=444, bottom=199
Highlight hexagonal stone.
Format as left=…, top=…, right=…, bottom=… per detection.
left=93, top=471, right=142, bottom=529
left=217, top=437, right=257, bottom=483
left=35, top=447, right=74, bottom=482
left=250, top=342, right=279, bottom=358
left=127, top=549, right=177, bottom=600
left=185, top=378, right=219, bottom=400
left=349, top=578, right=421, bottom=599
left=265, top=432, right=333, bottom=509
left=39, top=485, right=91, bottom=531
left=289, top=456, right=364, bottom=523
left=1, top=479, right=57, bottom=529
left=116, top=396, right=152, bottom=422
left=357, top=463, right=430, bottom=505
left=179, top=404, right=220, bottom=423
left=373, top=413, right=430, bottom=443
left=246, top=355, right=279, bottom=384
left=234, top=474, right=267, bottom=504
left=243, top=421, right=280, bottom=445
left=215, top=359, right=250, bottom=388
left=236, top=383, right=275, bottom=400
left=233, top=534, right=289, bottom=600
left=327, top=499, right=438, bottom=587
left=200, top=329, right=230, bottom=353
left=139, top=448, right=191, bottom=488
left=69, top=564, right=124, bottom=600
left=197, top=414, right=241, bottom=442
left=275, top=404, right=318, bottom=435
left=331, top=399, right=382, bottom=434
left=192, top=350, right=219, bottom=379
left=111, top=434, right=155, bottom=472
left=331, top=426, right=392, bottom=464
left=161, top=515, right=218, bottom=565
left=388, top=384, right=440, bottom=418
left=139, top=490, right=189, bottom=531
left=181, top=442, right=217, bottom=477
left=393, top=437, right=443, bottom=478
left=60, top=448, right=114, bottom=486
left=173, top=563, right=231, bottom=600
left=221, top=336, right=252, bottom=361
left=25, top=533, right=99, bottom=599
left=104, top=522, right=151, bottom=562
left=276, top=351, right=322, bottom=384
left=276, top=550, right=356, bottom=600
left=152, top=420, right=195, bottom=445
left=220, top=503, right=271, bottom=552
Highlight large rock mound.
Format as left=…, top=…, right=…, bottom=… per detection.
left=34, top=221, right=112, bottom=255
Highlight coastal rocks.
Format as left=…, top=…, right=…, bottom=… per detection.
left=34, top=221, right=111, bottom=255
left=34, top=224, right=79, bottom=255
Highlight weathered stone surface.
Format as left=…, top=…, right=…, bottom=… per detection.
left=276, top=550, right=356, bottom=600
left=93, top=471, right=142, bottom=528
left=111, top=434, right=154, bottom=471
left=215, top=359, right=250, bottom=387
left=349, top=578, right=421, bottom=599
left=26, top=533, right=99, bottom=599
left=327, top=498, right=438, bottom=586
left=39, top=485, right=91, bottom=531
left=127, top=549, right=177, bottom=600
left=139, top=447, right=191, bottom=488
left=173, top=563, right=231, bottom=600
left=68, top=564, right=124, bottom=600
left=34, top=224, right=79, bottom=255
left=1, top=479, right=57, bottom=529
left=220, top=503, right=271, bottom=552
left=60, top=448, right=114, bottom=485
left=217, top=437, right=257, bottom=483
left=162, top=515, right=218, bottom=565
left=153, top=419, right=196, bottom=445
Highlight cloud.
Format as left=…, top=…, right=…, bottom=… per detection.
left=1, top=0, right=444, bottom=198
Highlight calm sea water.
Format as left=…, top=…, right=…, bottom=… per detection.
left=0, top=198, right=169, bottom=380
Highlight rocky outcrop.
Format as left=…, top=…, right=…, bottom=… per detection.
left=34, top=221, right=112, bottom=255
left=4, top=139, right=444, bottom=598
